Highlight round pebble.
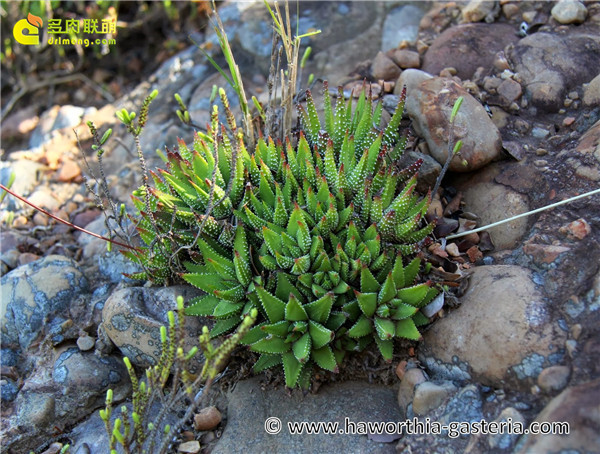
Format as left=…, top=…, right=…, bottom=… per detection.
left=194, top=406, right=222, bottom=431
left=551, top=0, right=587, bottom=24
left=537, top=365, right=571, bottom=392
left=76, top=335, right=95, bottom=352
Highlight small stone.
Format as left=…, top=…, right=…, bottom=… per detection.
left=439, top=67, right=457, bottom=78
left=514, top=119, right=530, bottom=134
left=388, top=49, right=420, bottom=69
left=523, top=243, right=570, bottom=264
left=466, top=246, right=483, bottom=263
left=562, top=117, right=576, bottom=127
left=17, top=253, right=40, bottom=266
left=371, top=51, right=401, bottom=81
left=493, top=51, right=510, bottom=71
left=397, top=368, right=427, bottom=411
left=33, top=212, right=49, bottom=227
left=564, top=98, right=573, bottom=108
left=551, top=0, right=587, bottom=24
left=583, top=74, right=600, bottom=107
left=488, top=407, right=526, bottom=450
left=571, top=324, right=582, bottom=340
left=76, top=334, right=95, bottom=352
left=534, top=159, right=548, bottom=167
left=177, top=441, right=201, bottom=453
left=194, top=406, right=222, bottom=431
left=56, top=158, right=81, bottom=182
left=396, top=360, right=408, bottom=380
left=497, top=78, right=522, bottom=103
left=565, top=339, right=577, bottom=357
left=537, top=365, right=571, bottom=392
left=412, top=381, right=455, bottom=416
left=531, top=127, right=550, bottom=139
left=445, top=243, right=461, bottom=257
left=559, top=218, right=591, bottom=240
left=536, top=148, right=548, bottom=156
left=502, top=3, right=520, bottom=20
left=462, top=0, right=497, bottom=23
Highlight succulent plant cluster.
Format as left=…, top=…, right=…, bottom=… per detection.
left=124, top=83, right=439, bottom=388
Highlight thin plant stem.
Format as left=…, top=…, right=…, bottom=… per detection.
left=0, top=183, right=139, bottom=250
left=446, top=187, right=600, bottom=240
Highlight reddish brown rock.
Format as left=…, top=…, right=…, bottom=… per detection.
left=515, top=379, right=600, bottom=454
left=559, top=218, right=591, bottom=240
left=422, top=24, right=519, bottom=81
left=371, top=51, right=401, bottom=81
left=194, top=406, right=222, bottom=431
left=405, top=77, right=503, bottom=172
left=523, top=243, right=571, bottom=264
left=388, top=49, right=420, bottom=69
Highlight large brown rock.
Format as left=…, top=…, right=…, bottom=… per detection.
left=507, top=31, right=600, bottom=112
left=101, top=285, right=207, bottom=373
left=422, top=23, right=519, bottom=80
left=514, top=379, right=600, bottom=453
left=419, top=265, right=567, bottom=389
left=405, top=77, right=503, bottom=172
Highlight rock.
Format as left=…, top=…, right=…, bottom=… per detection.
left=405, top=77, right=503, bottom=172
left=439, top=384, right=484, bottom=425
left=422, top=24, right=518, bottom=81
left=16, top=392, right=56, bottom=427
left=381, top=4, right=426, bottom=50
left=371, top=51, right=401, bottom=81
left=523, top=243, right=571, bottom=265
left=537, top=365, right=571, bottom=392
left=514, top=379, right=600, bottom=453
left=212, top=377, right=398, bottom=454
left=412, top=381, right=456, bottom=416
left=461, top=0, right=498, bottom=23
left=52, top=347, right=131, bottom=418
left=0, top=160, right=44, bottom=211
left=508, top=32, right=600, bottom=112
left=396, top=151, right=441, bottom=194
left=178, top=441, right=201, bottom=453
left=488, top=407, right=526, bottom=450
left=1, top=379, right=19, bottom=402
left=1, top=255, right=89, bottom=350
left=419, top=266, right=567, bottom=389
left=40, top=442, right=64, bottom=454
left=551, top=0, right=587, bottom=24
left=397, top=367, right=427, bottom=412
left=497, top=78, right=522, bottom=104
left=56, top=158, right=81, bottom=182
left=388, top=49, right=420, bottom=69
left=0, top=105, right=39, bottom=142
left=194, top=406, right=222, bottom=431
left=583, top=74, right=600, bottom=107
left=559, top=218, right=592, bottom=240
left=101, top=285, right=206, bottom=372
left=76, top=334, right=95, bottom=351
left=393, top=68, right=433, bottom=98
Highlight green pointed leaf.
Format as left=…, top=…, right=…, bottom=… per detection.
left=241, top=324, right=269, bottom=345
left=391, top=254, right=405, bottom=289
left=355, top=291, right=377, bottom=317
left=257, top=286, right=286, bottom=323
left=374, top=317, right=395, bottom=340
left=251, top=336, right=292, bottom=354
left=292, top=332, right=312, bottom=364
left=282, top=352, right=303, bottom=388
left=308, top=320, right=334, bottom=349
left=210, top=317, right=240, bottom=337
left=253, top=354, right=282, bottom=372
left=312, top=345, right=338, bottom=373
left=276, top=273, right=305, bottom=304
left=395, top=318, right=421, bottom=340
left=360, top=266, right=380, bottom=293
left=347, top=315, right=373, bottom=338
left=397, top=283, right=430, bottom=307
left=185, top=294, right=220, bottom=316
left=378, top=272, right=397, bottom=304
left=391, top=301, right=419, bottom=320
left=261, top=320, right=291, bottom=337
left=403, top=257, right=420, bottom=285
left=374, top=336, right=394, bottom=361
left=304, top=292, right=334, bottom=324
left=212, top=300, right=244, bottom=318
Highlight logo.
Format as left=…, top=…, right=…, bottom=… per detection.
left=13, top=13, right=43, bottom=45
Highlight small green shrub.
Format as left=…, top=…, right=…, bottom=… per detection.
left=120, top=83, right=439, bottom=388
